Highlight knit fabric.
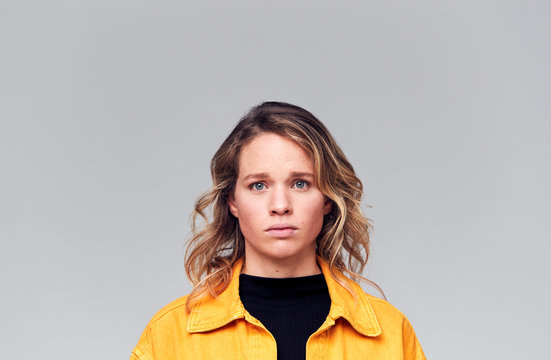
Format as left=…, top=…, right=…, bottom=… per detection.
left=239, top=273, right=332, bottom=360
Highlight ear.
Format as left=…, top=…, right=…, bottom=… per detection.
left=228, top=192, right=239, bottom=218
left=323, top=197, right=333, bottom=215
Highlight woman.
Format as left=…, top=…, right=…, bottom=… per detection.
left=130, top=102, right=426, bottom=360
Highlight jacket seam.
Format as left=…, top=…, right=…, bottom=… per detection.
left=188, top=311, right=245, bottom=332
left=133, top=324, right=152, bottom=357
left=150, top=302, right=188, bottom=323
left=368, top=296, right=409, bottom=319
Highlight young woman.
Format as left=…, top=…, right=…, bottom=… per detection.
left=130, top=102, right=426, bottom=360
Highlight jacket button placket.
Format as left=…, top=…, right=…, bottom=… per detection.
left=248, top=321, right=277, bottom=360
left=306, top=327, right=329, bottom=360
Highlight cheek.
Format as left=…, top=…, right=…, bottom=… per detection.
left=231, top=188, right=259, bottom=217
left=236, top=199, right=261, bottom=219
left=234, top=197, right=263, bottom=233
left=237, top=212, right=264, bottom=244
left=299, top=196, right=327, bottom=228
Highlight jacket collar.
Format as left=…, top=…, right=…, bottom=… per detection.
left=187, top=256, right=381, bottom=337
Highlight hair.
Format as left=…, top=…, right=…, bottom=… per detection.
left=184, top=101, right=383, bottom=310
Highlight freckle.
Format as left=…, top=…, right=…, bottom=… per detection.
left=275, top=269, right=279, bottom=272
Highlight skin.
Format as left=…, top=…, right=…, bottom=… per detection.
left=228, top=133, right=332, bottom=278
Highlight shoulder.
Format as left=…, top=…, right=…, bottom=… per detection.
left=148, top=295, right=191, bottom=325
left=132, top=295, right=191, bottom=359
left=358, top=286, right=418, bottom=333
left=364, top=292, right=410, bottom=322
left=362, top=290, right=425, bottom=354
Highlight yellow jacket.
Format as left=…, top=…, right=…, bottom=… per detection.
left=131, top=257, right=426, bottom=360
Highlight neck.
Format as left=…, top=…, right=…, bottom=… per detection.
left=241, top=252, right=321, bottom=278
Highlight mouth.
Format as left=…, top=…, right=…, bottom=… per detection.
left=265, top=224, right=298, bottom=238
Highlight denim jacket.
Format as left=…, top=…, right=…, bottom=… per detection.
left=131, top=256, right=426, bottom=360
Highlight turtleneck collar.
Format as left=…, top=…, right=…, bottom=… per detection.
left=239, top=273, right=328, bottom=301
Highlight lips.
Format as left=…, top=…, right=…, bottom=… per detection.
left=265, top=224, right=298, bottom=238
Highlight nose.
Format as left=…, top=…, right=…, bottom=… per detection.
left=269, top=186, right=292, bottom=215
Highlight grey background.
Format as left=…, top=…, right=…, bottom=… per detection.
left=1, top=1, right=550, bottom=359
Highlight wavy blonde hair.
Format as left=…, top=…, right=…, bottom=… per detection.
left=185, top=101, right=383, bottom=310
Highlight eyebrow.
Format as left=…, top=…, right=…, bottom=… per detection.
left=242, top=172, right=314, bottom=182
left=242, top=173, right=268, bottom=182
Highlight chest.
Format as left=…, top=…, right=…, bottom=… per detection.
left=154, top=317, right=403, bottom=360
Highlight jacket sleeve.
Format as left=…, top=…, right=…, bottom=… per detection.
left=402, top=317, right=426, bottom=360
left=130, top=323, right=154, bottom=360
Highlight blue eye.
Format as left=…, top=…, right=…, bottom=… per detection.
left=295, top=180, right=307, bottom=189
left=253, top=182, right=265, bottom=191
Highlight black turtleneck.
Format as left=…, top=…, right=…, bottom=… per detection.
left=239, top=273, right=331, bottom=360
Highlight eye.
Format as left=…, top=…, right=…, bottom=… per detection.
left=294, top=180, right=309, bottom=189
left=251, top=182, right=266, bottom=191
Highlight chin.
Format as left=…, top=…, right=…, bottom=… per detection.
left=264, top=243, right=314, bottom=261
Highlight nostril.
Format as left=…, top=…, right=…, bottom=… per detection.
left=270, top=208, right=291, bottom=215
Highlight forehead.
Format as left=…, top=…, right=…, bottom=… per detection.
left=237, top=133, right=313, bottom=176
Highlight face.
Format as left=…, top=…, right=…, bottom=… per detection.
left=228, top=133, right=332, bottom=271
